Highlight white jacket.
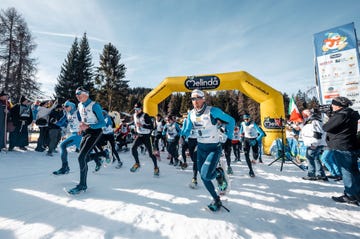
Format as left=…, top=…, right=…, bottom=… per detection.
left=36, top=102, right=58, bottom=126
left=300, top=119, right=326, bottom=147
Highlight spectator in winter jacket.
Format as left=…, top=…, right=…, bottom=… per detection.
left=323, top=96, right=360, bottom=205
left=8, top=96, right=33, bottom=151
left=0, top=91, right=10, bottom=150
left=47, top=104, right=64, bottom=156
left=34, top=100, right=58, bottom=152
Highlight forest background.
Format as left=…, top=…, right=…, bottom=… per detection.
left=0, top=7, right=320, bottom=125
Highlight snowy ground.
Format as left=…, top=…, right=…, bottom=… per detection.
left=0, top=144, right=359, bottom=239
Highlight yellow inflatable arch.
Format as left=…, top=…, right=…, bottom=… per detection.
left=143, top=71, right=285, bottom=154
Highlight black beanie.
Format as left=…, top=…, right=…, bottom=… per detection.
left=331, top=97, right=352, bottom=108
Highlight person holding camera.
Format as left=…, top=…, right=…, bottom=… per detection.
left=322, top=96, right=360, bottom=205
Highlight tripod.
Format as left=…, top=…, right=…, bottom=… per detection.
left=268, top=118, right=305, bottom=171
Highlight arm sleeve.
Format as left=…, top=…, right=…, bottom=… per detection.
left=56, top=114, right=68, bottom=128
left=162, top=124, right=167, bottom=136
left=254, top=123, right=265, bottom=141
left=211, top=107, right=235, bottom=140
left=89, top=103, right=105, bottom=129
left=180, top=114, right=193, bottom=137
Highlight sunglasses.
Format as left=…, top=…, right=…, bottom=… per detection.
left=191, top=97, right=204, bottom=101
left=134, top=107, right=141, bottom=111
left=75, top=91, right=83, bottom=95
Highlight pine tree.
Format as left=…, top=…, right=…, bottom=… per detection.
left=246, top=97, right=260, bottom=124
left=167, top=93, right=182, bottom=117
left=77, top=33, right=94, bottom=95
left=227, top=90, right=240, bottom=123
left=54, top=38, right=79, bottom=102
left=95, top=42, right=128, bottom=111
left=237, top=92, right=247, bottom=118
left=283, top=93, right=290, bottom=118
left=295, top=90, right=307, bottom=112
left=180, top=92, right=192, bottom=115
left=0, top=7, right=39, bottom=101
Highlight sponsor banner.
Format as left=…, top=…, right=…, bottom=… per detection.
left=314, top=22, right=360, bottom=115
left=184, top=75, right=220, bottom=90
left=263, top=117, right=284, bottom=130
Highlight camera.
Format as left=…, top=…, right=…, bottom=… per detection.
left=318, top=104, right=332, bottom=116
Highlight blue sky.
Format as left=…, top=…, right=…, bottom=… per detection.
left=2, top=0, right=360, bottom=97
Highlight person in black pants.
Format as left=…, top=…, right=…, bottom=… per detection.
left=323, top=96, right=360, bottom=205
left=67, top=87, right=105, bottom=195
left=154, top=114, right=166, bottom=154
left=239, top=114, right=265, bottom=177
left=129, top=102, right=159, bottom=176
left=47, top=104, right=64, bottom=156
left=163, top=115, right=181, bottom=166
left=181, top=122, right=198, bottom=187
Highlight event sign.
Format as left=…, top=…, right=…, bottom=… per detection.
left=313, top=22, right=360, bottom=113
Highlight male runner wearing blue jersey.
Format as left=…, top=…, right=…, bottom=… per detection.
left=67, top=87, right=105, bottom=194
left=181, top=89, right=235, bottom=211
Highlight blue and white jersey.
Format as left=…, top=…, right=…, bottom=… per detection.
left=182, top=106, right=235, bottom=144
left=240, top=121, right=265, bottom=140
left=163, top=122, right=181, bottom=142
left=67, top=110, right=80, bottom=133
left=78, top=99, right=105, bottom=129
left=56, top=104, right=81, bottom=133
left=102, top=115, right=114, bottom=135
left=232, top=128, right=241, bottom=141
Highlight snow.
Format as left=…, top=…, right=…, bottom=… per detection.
left=0, top=144, right=359, bottom=239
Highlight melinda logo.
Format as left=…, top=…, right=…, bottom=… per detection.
left=184, top=75, right=220, bottom=90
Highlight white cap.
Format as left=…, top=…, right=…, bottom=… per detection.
left=191, top=89, right=205, bottom=98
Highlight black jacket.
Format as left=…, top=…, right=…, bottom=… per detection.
left=322, top=107, right=360, bottom=151
left=48, top=108, right=64, bottom=129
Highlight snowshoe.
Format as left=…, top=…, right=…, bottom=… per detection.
left=104, top=149, right=111, bottom=164
left=189, top=178, right=198, bottom=189
left=67, top=185, right=87, bottom=195
left=227, top=166, right=233, bottom=175
left=130, top=163, right=140, bottom=172
left=332, top=194, right=359, bottom=206
left=216, top=167, right=228, bottom=193
left=180, top=162, right=188, bottom=170
left=94, top=161, right=102, bottom=172
left=207, top=197, right=230, bottom=212
left=115, top=161, right=123, bottom=169
left=53, top=167, right=70, bottom=175
left=154, top=167, right=160, bottom=176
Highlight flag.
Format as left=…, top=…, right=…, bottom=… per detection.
left=288, top=97, right=303, bottom=122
